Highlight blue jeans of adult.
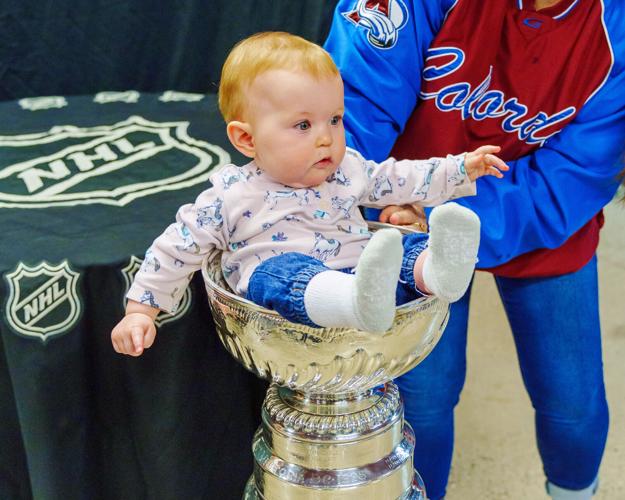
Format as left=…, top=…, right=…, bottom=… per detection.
left=397, top=255, right=609, bottom=500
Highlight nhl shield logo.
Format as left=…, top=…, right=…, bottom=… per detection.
left=121, top=256, right=191, bottom=326
left=5, top=261, right=82, bottom=341
left=0, top=115, right=230, bottom=209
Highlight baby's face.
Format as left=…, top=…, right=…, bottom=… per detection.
left=244, top=69, right=346, bottom=188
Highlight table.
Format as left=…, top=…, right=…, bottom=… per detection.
left=0, top=91, right=266, bottom=499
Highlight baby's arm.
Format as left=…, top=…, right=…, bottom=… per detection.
left=111, top=300, right=159, bottom=356
left=111, top=186, right=228, bottom=356
left=355, top=146, right=508, bottom=208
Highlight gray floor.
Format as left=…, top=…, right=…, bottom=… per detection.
left=445, top=201, right=625, bottom=499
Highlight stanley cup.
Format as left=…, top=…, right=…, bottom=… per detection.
left=202, top=223, right=449, bottom=499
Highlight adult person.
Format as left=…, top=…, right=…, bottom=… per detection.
left=325, top=1, right=625, bottom=499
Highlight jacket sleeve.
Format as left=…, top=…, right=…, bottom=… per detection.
left=324, top=0, right=456, bottom=161
left=127, top=187, right=228, bottom=313
left=456, top=40, right=625, bottom=267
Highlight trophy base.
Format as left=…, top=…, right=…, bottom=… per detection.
left=243, top=383, right=428, bottom=499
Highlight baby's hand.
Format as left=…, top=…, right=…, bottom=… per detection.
left=111, top=305, right=158, bottom=356
left=464, top=145, right=510, bottom=181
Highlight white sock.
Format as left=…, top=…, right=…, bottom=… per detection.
left=422, top=203, right=480, bottom=303
left=304, top=229, right=403, bottom=333
left=304, top=270, right=360, bottom=329
left=353, top=228, right=403, bottom=332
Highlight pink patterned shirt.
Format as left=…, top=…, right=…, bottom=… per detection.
left=128, top=148, right=474, bottom=312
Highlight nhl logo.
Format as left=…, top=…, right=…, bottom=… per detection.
left=5, top=261, right=82, bottom=341
left=0, top=115, right=229, bottom=209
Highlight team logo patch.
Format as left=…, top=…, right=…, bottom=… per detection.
left=121, top=256, right=191, bottom=326
left=5, top=261, right=81, bottom=341
left=343, top=0, right=409, bottom=49
left=0, top=115, right=230, bottom=208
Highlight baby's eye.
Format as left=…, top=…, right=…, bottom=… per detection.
left=330, top=115, right=343, bottom=126
left=295, top=120, right=311, bottom=131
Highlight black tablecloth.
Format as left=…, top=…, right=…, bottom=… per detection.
left=0, top=91, right=266, bottom=499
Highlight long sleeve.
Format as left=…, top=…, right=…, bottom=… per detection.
left=127, top=187, right=228, bottom=313
left=351, top=149, right=475, bottom=208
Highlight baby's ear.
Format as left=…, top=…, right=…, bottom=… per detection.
left=226, top=121, right=255, bottom=158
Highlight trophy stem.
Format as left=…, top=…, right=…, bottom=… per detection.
left=244, top=382, right=427, bottom=499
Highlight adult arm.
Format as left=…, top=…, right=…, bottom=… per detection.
left=456, top=40, right=625, bottom=268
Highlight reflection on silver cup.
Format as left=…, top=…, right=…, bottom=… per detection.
left=202, top=223, right=449, bottom=499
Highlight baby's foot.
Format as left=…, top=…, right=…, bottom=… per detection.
left=353, top=228, right=403, bottom=333
left=422, top=203, right=480, bottom=302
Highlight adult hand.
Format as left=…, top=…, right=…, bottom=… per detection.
left=378, top=203, right=428, bottom=232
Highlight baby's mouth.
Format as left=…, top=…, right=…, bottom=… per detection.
left=315, top=157, right=332, bottom=167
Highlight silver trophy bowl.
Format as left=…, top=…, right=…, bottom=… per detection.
left=202, top=222, right=449, bottom=499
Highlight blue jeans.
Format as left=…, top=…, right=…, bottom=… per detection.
left=396, top=255, right=609, bottom=499
left=246, top=233, right=429, bottom=327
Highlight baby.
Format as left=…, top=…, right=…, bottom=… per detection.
left=111, top=32, right=508, bottom=356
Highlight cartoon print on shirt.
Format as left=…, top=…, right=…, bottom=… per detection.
left=261, top=214, right=303, bottom=232
left=331, top=195, right=358, bottom=218
left=447, top=157, right=468, bottom=187
left=139, top=290, right=159, bottom=308
left=221, top=169, right=252, bottom=190
left=412, top=160, right=438, bottom=200
left=311, top=232, right=342, bottom=261
left=229, top=240, right=248, bottom=251
left=141, top=249, right=161, bottom=273
left=174, top=223, right=200, bottom=254
left=313, top=209, right=330, bottom=220
left=369, top=175, right=393, bottom=202
left=363, top=161, right=376, bottom=178
left=264, top=188, right=321, bottom=209
left=327, top=167, right=351, bottom=186
left=337, top=223, right=371, bottom=235
left=196, top=198, right=224, bottom=229
left=272, top=232, right=288, bottom=242
left=223, top=262, right=240, bottom=279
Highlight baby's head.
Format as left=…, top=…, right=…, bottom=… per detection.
left=219, top=32, right=347, bottom=188
left=218, top=32, right=340, bottom=123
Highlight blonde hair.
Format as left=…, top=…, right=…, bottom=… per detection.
left=218, top=32, right=340, bottom=122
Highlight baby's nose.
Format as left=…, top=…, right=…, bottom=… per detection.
left=316, top=127, right=332, bottom=147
